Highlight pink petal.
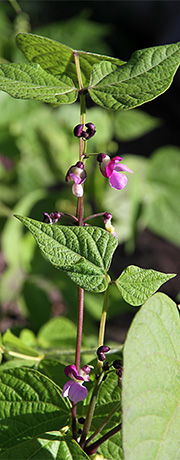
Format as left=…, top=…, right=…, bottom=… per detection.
left=62, top=380, right=74, bottom=398
left=70, top=172, right=82, bottom=184
left=72, top=183, right=83, bottom=197
left=68, top=382, right=88, bottom=402
left=109, top=171, right=128, bottom=190
left=106, top=160, right=115, bottom=178
left=64, top=365, right=78, bottom=379
left=115, top=163, right=133, bottom=173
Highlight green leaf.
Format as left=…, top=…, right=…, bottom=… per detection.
left=2, top=330, right=41, bottom=359
left=0, top=367, right=70, bottom=453
left=114, top=109, right=161, bottom=141
left=15, top=216, right=118, bottom=293
left=0, top=435, right=90, bottom=459
left=143, top=146, right=180, bottom=247
left=82, top=370, right=122, bottom=460
left=122, top=293, right=180, bottom=460
left=16, top=32, right=125, bottom=88
left=99, top=431, right=122, bottom=460
left=88, top=42, right=180, bottom=110
left=0, top=63, right=77, bottom=105
left=37, top=316, right=77, bottom=349
left=115, top=265, right=175, bottom=306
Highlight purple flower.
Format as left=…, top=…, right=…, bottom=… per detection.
left=65, top=161, right=87, bottom=197
left=97, top=154, right=133, bottom=190
left=62, top=364, right=91, bottom=402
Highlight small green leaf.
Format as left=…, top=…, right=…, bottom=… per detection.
left=115, top=265, right=176, bottom=306
left=122, top=293, right=180, bottom=460
left=15, top=215, right=118, bottom=293
left=2, top=330, right=41, bottom=359
left=0, top=63, right=77, bottom=105
left=16, top=32, right=125, bottom=88
left=0, top=367, right=70, bottom=453
left=88, top=42, right=180, bottom=110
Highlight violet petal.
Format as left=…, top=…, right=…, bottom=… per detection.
left=68, top=382, right=88, bottom=402
left=109, top=171, right=128, bottom=190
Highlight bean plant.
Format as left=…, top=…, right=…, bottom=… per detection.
left=0, top=31, right=180, bottom=460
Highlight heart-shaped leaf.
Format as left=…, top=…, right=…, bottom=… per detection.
left=88, top=42, right=180, bottom=110
left=0, top=63, right=77, bottom=105
left=16, top=32, right=125, bottom=88
left=122, top=293, right=180, bottom=460
left=115, top=265, right=175, bottom=306
left=15, top=215, right=118, bottom=292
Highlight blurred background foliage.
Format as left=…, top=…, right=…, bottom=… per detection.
left=0, top=1, right=180, bottom=351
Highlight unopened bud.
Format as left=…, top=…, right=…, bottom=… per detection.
left=97, top=345, right=110, bottom=362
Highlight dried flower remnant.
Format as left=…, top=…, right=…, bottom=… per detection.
left=103, top=212, right=118, bottom=238
left=97, top=153, right=133, bottom=190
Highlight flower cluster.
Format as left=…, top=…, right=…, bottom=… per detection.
left=62, top=364, right=91, bottom=402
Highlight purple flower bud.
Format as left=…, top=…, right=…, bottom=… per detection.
left=73, top=124, right=84, bottom=137
left=117, top=366, right=123, bottom=388
left=113, top=359, right=122, bottom=369
left=103, top=362, right=109, bottom=371
left=78, top=417, right=85, bottom=424
left=103, top=212, right=112, bottom=225
left=43, top=212, right=52, bottom=224
left=97, top=153, right=107, bottom=163
left=85, top=122, right=96, bottom=139
left=73, top=122, right=96, bottom=140
left=50, top=211, right=61, bottom=223
left=65, top=161, right=86, bottom=184
left=97, top=345, right=110, bottom=361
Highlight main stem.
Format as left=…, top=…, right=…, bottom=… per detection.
left=72, top=53, right=86, bottom=440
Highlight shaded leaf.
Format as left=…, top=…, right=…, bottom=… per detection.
left=88, top=42, right=180, bottom=110
left=114, top=109, right=161, bottom=141
left=0, top=63, right=77, bottom=105
left=115, top=265, right=175, bottom=306
left=143, top=146, right=180, bottom=247
left=122, top=293, right=180, bottom=460
left=15, top=216, right=118, bottom=293
left=0, top=435, right=90, bottom=459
